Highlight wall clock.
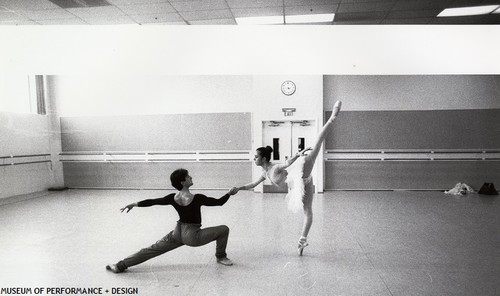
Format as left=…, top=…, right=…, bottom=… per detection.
left=281, top=80, right=296, bottom=96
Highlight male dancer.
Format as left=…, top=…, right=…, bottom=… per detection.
left=106, top=168, right=238, bottom=273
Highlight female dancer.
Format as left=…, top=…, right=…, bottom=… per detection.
left=106, top=168, right=238, bottom=273
left=236, top=101, right=341, bottom=255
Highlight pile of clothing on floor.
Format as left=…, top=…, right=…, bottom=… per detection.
left=445, top=182, right=475, bottom=195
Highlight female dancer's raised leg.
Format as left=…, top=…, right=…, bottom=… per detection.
left=298, top=100, right=341, bottom=255
left=302, top=100, right=342, bottom=178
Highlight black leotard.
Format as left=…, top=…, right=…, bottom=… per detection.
left=137, top=193, right=230, bottom=224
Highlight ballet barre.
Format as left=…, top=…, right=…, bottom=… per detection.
left=0, top=154, right=52, bottom=166
left=324, top=149, right=500, bottom=161
left=59, top=150, right=253, bottom=163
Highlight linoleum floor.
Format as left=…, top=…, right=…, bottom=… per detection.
left=0, top=190, right=499, bottom=296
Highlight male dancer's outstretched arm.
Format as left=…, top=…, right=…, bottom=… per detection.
left=120, top=188, right=238, bottom=212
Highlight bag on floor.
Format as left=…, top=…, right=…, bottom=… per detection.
left=444, top=183, right=474, bottom=195
left=478, top=183, right=499, bottom=195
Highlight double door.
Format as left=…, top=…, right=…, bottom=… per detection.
left=261, top=120, right=315, bottom=192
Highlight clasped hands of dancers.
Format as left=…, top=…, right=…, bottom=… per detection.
left=106, top=101, right=341, bottom=273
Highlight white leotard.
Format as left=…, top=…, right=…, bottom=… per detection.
left=265, top=163, right=287, bottom=186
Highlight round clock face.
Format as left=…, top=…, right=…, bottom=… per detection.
left=281, top=80, right=296, bottom=96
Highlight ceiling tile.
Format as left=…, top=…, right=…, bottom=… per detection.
left=448, top=0, right=500, bottom=7
left=431, top=13, right=500, bottom=24
left=231, top=7, right=283, bottom=17
left=381, top=17, right=432, bottom=24
left=20, top=9, right=78, bottom=20
left=67, top=6, right=126, bottom=17
left=338, top=2, right=394, bottom=13
left=179, top=9, right=233, bottom=21
left=287, top=21, right=332, bottom=25
left=430, top=16, right=477, bottom=24
left=226, top=0, right=282, bottom=9
left=81, top=15, right=137, bottom=24
left=470, top=14, right=500, bottom=24
left=37, top=18, right=89, bottom=25
left=141, top=21, right=188, bottom=25
left=190, top=18, right=237, bottom=24
left=386, top=9, right=441, bottom=19
left=0, top=19, right=39, bottom=25
left=129, top=12, right=184, bottom=23
left=0, top=11, right=28, bottom=21
left=334, top=11, right=386, bottom=22
left=340, top=0, right=395, bottom=3
left=285, top=0, right=340, bottom=5
left=0, top=0, right=60, bottom=10
left=108, top=0, right=169, bottom=4
left=392, top=0, right=451, bottom=11
left=171, top=0, right=228, bottom=12
left=117, top=2, right=176, bottom=15
left=333, top=20, right=379, bottom=24
left=285, top=4, right=338, bottom=15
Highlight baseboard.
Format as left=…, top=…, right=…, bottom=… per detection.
left=0, top=191, right=52, bottom=206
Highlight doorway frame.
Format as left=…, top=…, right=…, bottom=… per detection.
left=253, top=117, right=324, bottom=194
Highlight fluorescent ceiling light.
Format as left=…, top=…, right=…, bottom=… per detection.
left=235, top=15, right=284, bottom=25
left=493, top=7, right=500, bottom=14
left=437, top=5, right=500, bottom=17
left=286, top=13, right=335, bottom=24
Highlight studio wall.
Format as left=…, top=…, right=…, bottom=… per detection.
left=60, top=112, right=252, bottom=189
left=4, top=74, right=499, bottom=198
left=0, top=112, right=55, bottom=200
left=54, top=74, right=324, bottom=191
left=323, top=75, right=500, bottom=190
left=323, top=75, right=500, bottom=111
left=53, top=75, right=254, bottom=116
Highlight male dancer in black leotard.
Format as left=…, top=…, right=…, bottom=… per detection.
left=106, top=168, right=238, bottom=273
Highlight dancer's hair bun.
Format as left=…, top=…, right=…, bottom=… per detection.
left=265, top=146, right=273, bottom=153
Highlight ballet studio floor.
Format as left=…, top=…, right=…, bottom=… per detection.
left=0, top=189, right=498, bottom=296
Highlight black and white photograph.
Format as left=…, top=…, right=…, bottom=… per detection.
left=1, top=1, right=500, bottom=296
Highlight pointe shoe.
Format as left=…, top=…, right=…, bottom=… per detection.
left=106, top=264, right=123, bottom=273
left=297, top=240, right=309, bottom=256
left=332, top=101, right=342, bottom=117
left=217, top=257, right=233, bottom=266
left=328, top=101, right=342, bottom=123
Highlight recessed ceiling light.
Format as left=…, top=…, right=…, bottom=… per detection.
left=48, top=0, right=111, bottom=8
left=437, top=5, right=500, bottom=17
left=235, top=15, right=284, bottom=25
left=286, top=13, right=335, bottom=24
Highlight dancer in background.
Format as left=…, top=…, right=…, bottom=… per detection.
left=106, top=169, right=238, bottom=273
left=236, top=101, right=342, bottom=255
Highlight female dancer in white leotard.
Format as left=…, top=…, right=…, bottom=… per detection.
left=237, top=101, right=342, bottom=255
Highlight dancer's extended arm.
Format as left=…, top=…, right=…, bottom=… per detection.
left=121, top=203, right=138, bottom=213
left=120, top=194, right=174, bottom=213
left=200, top=188, right=238, bottom=206
left=275, top=147, right=312, bottom=171
left=238, top=175, right=265, bottom=190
